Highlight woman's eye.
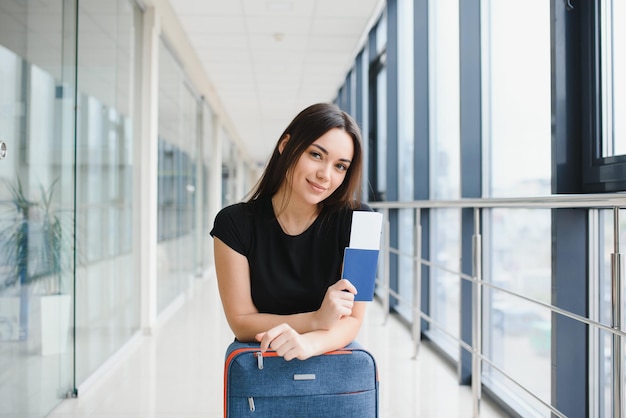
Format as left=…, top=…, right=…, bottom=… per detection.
left=336, top=163, right=348, bottom=172
left=310, top=151, right=322, bottom=159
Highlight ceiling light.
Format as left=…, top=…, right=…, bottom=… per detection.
left=273, top=32, right=285, bottom=42
left=267, top=0, right=293, bottom=12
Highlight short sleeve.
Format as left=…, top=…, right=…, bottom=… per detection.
left=210, top=203, right=249, bottom=256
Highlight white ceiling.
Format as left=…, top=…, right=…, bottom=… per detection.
left=168, top=0, right=384, bottom=166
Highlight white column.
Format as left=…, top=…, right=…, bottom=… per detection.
left=194, top=105, right=204, bottom=277
left=206, top=114, right=223, bottom=266
left=135, top=6, right=160, bottom=335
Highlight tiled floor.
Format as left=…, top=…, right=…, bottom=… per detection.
left=46, top=274, right=508, bottom=418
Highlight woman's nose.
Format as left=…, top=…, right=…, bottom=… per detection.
left=317, top=163, right=331, bottom=180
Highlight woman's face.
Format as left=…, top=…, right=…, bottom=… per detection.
left=283, top=128, right=354, bottom=207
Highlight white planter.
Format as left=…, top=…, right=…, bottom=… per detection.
left=40, top=293, right=71, bottom=356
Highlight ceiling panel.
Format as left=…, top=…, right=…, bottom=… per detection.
left=242, top=0, right=316, bottom=17
left=169, top=0, right=383, bottom=164
left=172, top=0, right=243, bottom=16
left=177, top=15, right=247, bottom=34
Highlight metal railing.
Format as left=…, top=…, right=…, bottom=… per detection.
left=369, top=194, right=626, bottom=418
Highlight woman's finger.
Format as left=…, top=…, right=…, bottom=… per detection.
left=335, top=278, right=357, bottom=295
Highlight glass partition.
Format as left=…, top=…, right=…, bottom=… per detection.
left=0, top=0, right=77, bottom=415
left=73, top=0, right=141, bottom=385
left=157, top=38, right=199, bottom=313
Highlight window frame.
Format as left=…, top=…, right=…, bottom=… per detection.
left=579, top=1, right=626, bottom=192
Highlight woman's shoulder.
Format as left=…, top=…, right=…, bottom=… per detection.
left=211, top=198, right=271, bottom=247
left=214, top=202, right=246, bottom=223
left=216, top=197, right=269, bottom=217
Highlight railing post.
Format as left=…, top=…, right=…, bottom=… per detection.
left=611, top=207, right=623, bottom=418
left=412, top=208, right=422, bottom=359
left=472, top=208, right=482, bottom=418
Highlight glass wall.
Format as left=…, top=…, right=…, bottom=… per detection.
left=74, top=0, right=141, bottom=384
left=428, top=0, right=461, bottom=357
left=157, top=38, right=199, bottom=313
left=481, top=0, right=552, bottom=414
left=0, top=0, right=77, bottom=416
left=0, top=0, right=230, bottom=416
left=396, top=0, right=415, bottom=320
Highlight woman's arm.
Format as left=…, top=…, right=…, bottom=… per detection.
left=256, top=302, right=366, bottom=360
left=214, top=238, right=358, bottom=342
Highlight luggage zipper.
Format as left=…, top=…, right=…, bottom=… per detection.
left=248, top=396, right=256, bottom=412
left=254, top=351, right=263, bottom=369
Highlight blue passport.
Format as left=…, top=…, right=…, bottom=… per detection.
left=341, top=247, right=380, bottom=301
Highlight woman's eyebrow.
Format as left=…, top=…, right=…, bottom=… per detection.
left=312, top=143, right=352, bottom=163
left=311, top=143, right=329, bottom=155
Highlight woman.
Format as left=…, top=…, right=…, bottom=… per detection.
left=210, top=102, right=370, bottom=361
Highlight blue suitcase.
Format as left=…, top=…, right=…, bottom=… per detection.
left=224, top=340, right=379, bottom=417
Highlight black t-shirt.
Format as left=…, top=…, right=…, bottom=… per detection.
left=210, top=196, right=371, bottom=315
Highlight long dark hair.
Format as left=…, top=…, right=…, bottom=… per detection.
left=248, top=103, right=363, bottom=211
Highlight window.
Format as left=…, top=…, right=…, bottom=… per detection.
left=396, top=0, right=415, bottom=320
left=580, top=1, right=626, bottom=192
left=428, top=0, right=461, bottom=356
left=481, top=0, right=552, bottom=415
left=368, top=53, right=386, bottom=202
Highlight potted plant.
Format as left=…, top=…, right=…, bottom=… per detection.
left=0, top=178, right=73, bottom=354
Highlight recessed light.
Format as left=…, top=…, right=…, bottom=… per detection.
left=267, top=0, right=293, bottom=12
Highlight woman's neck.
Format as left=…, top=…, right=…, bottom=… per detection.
left=271, top=192, right=319, bottom=235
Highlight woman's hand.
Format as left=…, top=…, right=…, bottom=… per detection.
left=313, top=279, right=357, bottom=330
left=254, top=281, right=365, bottom=360
left=256, top=323, right=315, bottom=361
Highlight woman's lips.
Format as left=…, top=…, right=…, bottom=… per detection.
left=307, top=179, right=327, bottom=193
